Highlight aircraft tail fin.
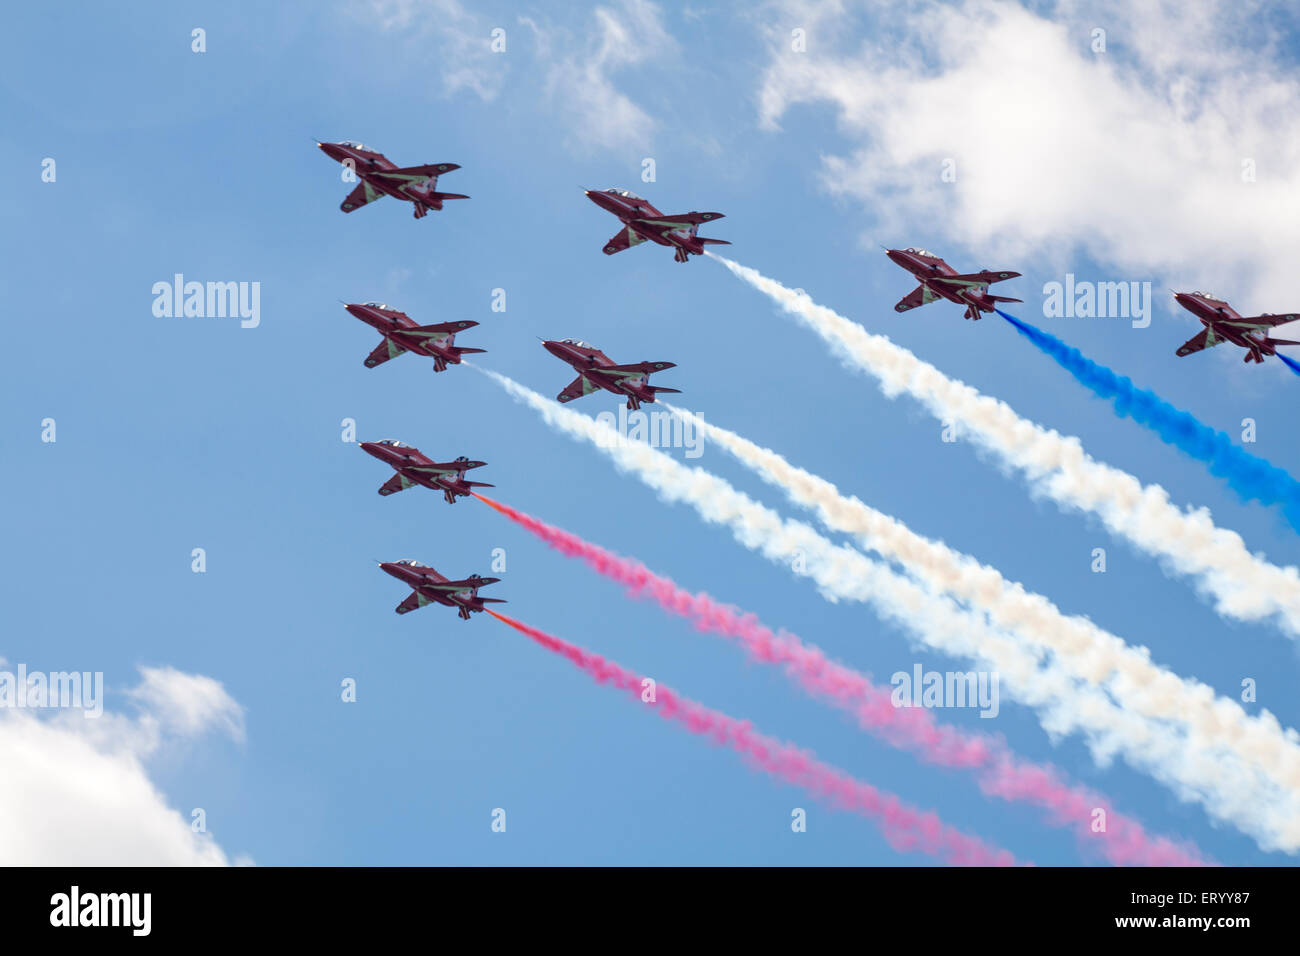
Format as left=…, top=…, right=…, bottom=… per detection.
left=430, top=192, right=469, bottom=201
left=698, top=238, right=731, bottom=246
left=984, top=295, right=1023, bottom=304
left=1267, top=337, right=1300, bottom=348
left=477, top=597, right=508, bottom=604
left=464, top=480, right=495, bottom=489
left=647, top=386, right=682, bottom=395
left=451, top=346, right=487, bottom=356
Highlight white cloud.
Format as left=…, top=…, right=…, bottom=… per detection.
left=756, top=0, right=1300, bottom=320
left=533, top=0, right=678, bottom=154
left=130, top=666, right=246, bottom=743
left=0, top=666, right=245, bottom=865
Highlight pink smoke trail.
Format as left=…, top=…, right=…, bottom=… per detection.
left=474, top=493, right=1210, bottom=867
left=487, top=608, right=1017, bottom=866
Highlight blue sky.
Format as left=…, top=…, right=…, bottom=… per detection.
left=3, top=0, right=1299, bottom=865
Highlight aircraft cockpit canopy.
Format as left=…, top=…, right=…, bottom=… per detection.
left=904, top=247, right=936, bottom=258
left=363, top=301, right=390, bottom=310
left=607, top=188, right=644, bottom=201
left=393, top=559, right=426, bottom=568
left=341, top=141, right=367, bottom=150
left=560, top=338, right=593, bottom=349
left=1191, top=291, right=1222, bottom=301
left=376, top=439, right=409, bottom=448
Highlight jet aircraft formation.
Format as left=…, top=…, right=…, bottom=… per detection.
left=316, top=141, right=702, bottom=619
left=318, top=137, right=1295, bottom=620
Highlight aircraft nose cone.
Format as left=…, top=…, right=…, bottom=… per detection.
left=541, top=339, right=564, bottom=357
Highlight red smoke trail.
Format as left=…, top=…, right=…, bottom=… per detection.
left=486, top=608, right=1017, bottom=866
left=474, top=493, right=1210, bottom=867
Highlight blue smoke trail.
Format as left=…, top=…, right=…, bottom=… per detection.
left=1280, top=352, right=1300, bottom=378
left=994, top=309, right=1300, bottom=531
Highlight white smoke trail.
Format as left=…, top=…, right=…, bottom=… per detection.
left=709, top=254, right=1300, bottom=638
left=667, top=402, right=1300, bottom=812
left=476, top=366, right=1300, bottom=852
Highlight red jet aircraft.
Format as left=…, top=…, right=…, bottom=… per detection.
left=886, top=247, right=1022, bottom=321
left=378, top=559, right=505, bottom=620
left=543, top=338, right=679, bottom=411
left=344, top=302, right=484, bottom=372
left=360, top=440, right=493, bottom=504
left=1172, top=291, right=1300, bottom=363
left=317, top=140, right=468, bottom=219
left=585, top=188, right=729, bottom=263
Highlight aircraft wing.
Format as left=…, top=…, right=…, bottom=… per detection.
left=1222, top=313, right=1300, bottom=330
left=365, top=338, right=409, bottom=368
left=378, top=474, right=414, bottom=496
left=414, top=460, right=485, bottom=476
left=390, top=321, right=478, bottom=352
left=406, top=320, right=478, bottom=336
left=370, top=163, right=459, bottom=185
left=602, top=225, right=649, bottom=255
left=644, top=212, right=725, bottom=226
left=557, top=374, right=601, bottom=403
left=341, top=181, right=384, bottom=213
left=395, top=590, right=430, bottom=614
left=894, top=284, right=941, bottom=313
left=406, top=465, right=455, bottom=478
left=943, top=270, right=1021, bottom=285
left=426, top=580, right=501, bottom=595
left=1175, top=328, right=1220, bottom=356
left=603, top=361, right=675, bottom=377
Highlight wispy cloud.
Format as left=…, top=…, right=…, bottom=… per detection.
left=130, top=666, right=246, bottom=744
left=531, top=0, right=678, bottom=154
left=358, top=0, right=506, bottom=101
